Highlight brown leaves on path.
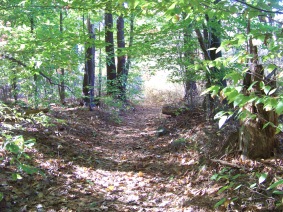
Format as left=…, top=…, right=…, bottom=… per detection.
left=1, top=104, right=282, bottom=211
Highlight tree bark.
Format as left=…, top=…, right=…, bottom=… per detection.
left=125, top=12, right=135, bottom=79
left=105, top=1, right=117, bottom=95
left=30, top=0, right=39, bottom=108
left=83, top=17, right=95, bottom=111
left=183, top=18, right=197, bottom=107
left=98, top=22, right=102, bottom=98
left=12, top=69, right=18, bottom=102
left=117, top=15, right=126, bottom=100
left=58, top=11, right=66, bottom=105
left=195, top=8, right=225, bottom=118
left=240, top=19, right=278, bottom=160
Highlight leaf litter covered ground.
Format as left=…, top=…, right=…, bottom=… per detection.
left=1, top=103, right=283, bottom=211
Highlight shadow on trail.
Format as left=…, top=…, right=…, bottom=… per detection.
left=1, top=106, right=215, bottom=211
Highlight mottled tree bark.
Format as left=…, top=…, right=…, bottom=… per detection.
left=105, top=1, right=117, bottom=95
left=240, top=20, right=278, bottom=159
left=83, top=17, right=95, bottom=111
left=58, top=11, right=66, bottom=105
left=183, top=20, right=197, bottom=107
left=117, top=15, right=126, bottom=100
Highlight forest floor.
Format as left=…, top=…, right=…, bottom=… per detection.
left=1, top=102, right=283, bottom=211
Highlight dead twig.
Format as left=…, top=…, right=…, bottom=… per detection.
left=210, top=159, right=247, bottom=170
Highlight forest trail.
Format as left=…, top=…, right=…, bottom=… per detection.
left=1, top=103, right=221, bottom=211
left=5, top=103, right=279, bottom=211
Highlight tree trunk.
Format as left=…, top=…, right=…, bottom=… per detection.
left=58, top=68, right=65, bottom=104
left=30, top=1, right=39, bottom=108
left=12, top=69, right=18, bottom=102
left=195, top=9, right=225, bottom=118
left=105, top=1, right=117, bottom=95
left=117, top=15, right=126, bottom=100
left=183, top=18, right=197, bottom=107
left=125, top=12, right=135, bottom=80
left=83, top=17, right=95, bottom=111
left=58, top=11, right=66, bottom=105
left=32, top=41, right=39, bottom=108
left=98, top=22, right=102, bottom=98
left=240, top=20, right=278, bottom=160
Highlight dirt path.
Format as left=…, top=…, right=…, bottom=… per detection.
left=1, top=104, right=221, bottom=211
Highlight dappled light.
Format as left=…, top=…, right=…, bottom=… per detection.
left=1, top=0, right=283, bottom=211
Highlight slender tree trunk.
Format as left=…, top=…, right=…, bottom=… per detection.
left=105, top=1, right=117, bottom=95
left=117, top=15, right=126, bottom=100
left=240, top=19, right=278, bottom=160
left=58, top=11, right=66, bottom=104
left=30, top=1, right=39, bottom=108
left=125, top=12, right=135, bottom=78
left=12, top=69, right=18, bottom=102
left=183, top=18, right=197, bottom=107
left=98, top=22, right=102, bottom=98
left=195, top=9, right=225, bottom=118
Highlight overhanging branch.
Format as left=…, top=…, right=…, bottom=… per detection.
left=2, top=54, right=76, bottom=95
left=234, top=0, right=283, bottom=15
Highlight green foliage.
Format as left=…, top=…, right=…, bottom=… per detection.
left=100, top=95, right=124, bottom=123
left=211, top=168, right=283, bottom=209
left=126, top=72, right=143, bottom=101
left=211, top=168, right=242, bottom=208
left=1, top=134, right=42, bottom=178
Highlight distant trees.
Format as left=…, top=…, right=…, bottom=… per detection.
left=1, top=0, right=283, bottom=159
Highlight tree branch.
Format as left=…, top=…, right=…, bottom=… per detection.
left=2, top=54, right=76, bottom=95
left=234, top=0, right=283, bottom=15
left=210, top=159, right=247, bottom=170
left=195, top=28, right=210, bottom=60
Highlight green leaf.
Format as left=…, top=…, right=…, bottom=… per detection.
left=232, top=174, right=241, bottom=180
left=259, top=81, right=265, bottom=89
left=214, top=198, right=227, bottom=208
left=6, top=143, right=20, bottom=154
left=258, top=173, right=267, bottom=184
left=218, top=182, right=234, bottom=194
left=219, top=115, right=228, bottom=128
left=22, top=153, right=31, bottom=159
left=276, top=101, right=283, bottom=114
left=269, top=88, right=277, bottom=95
left=168, top=2, right=177, bottom=10
left=12, top=173, right=22, bottom=180
left=247, top=81, right=258, bottom=91
left=24, top=138, right=36, bottom=148
left=201, top=85, right=220, bottom=96
left=276, top=124, right=283, bottom=134
left=263, top=85, right=271, bottom=95
left=214, top=111, right=229, bottom=120
left=0, top=192, right=3, bottom=201
left=250, top=183, right=257, bottom=189
left=267, top=64, right=277, bottom=73
left=211, top=173, right=219, bottom=181
left=273, top=190, right=283, bottom=195
left=267, top=179, right=283, bottom=190
left=216, top=46, right=223, bottom=54
left=263, top=122, right=271, bottom=129
left=236, top=34, right=246, bottom=45
left=225, top=72, right=242, bottom=84
left=234, top=184, right=242, bottom=190
left=19, top=164, right=38, bottom=175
